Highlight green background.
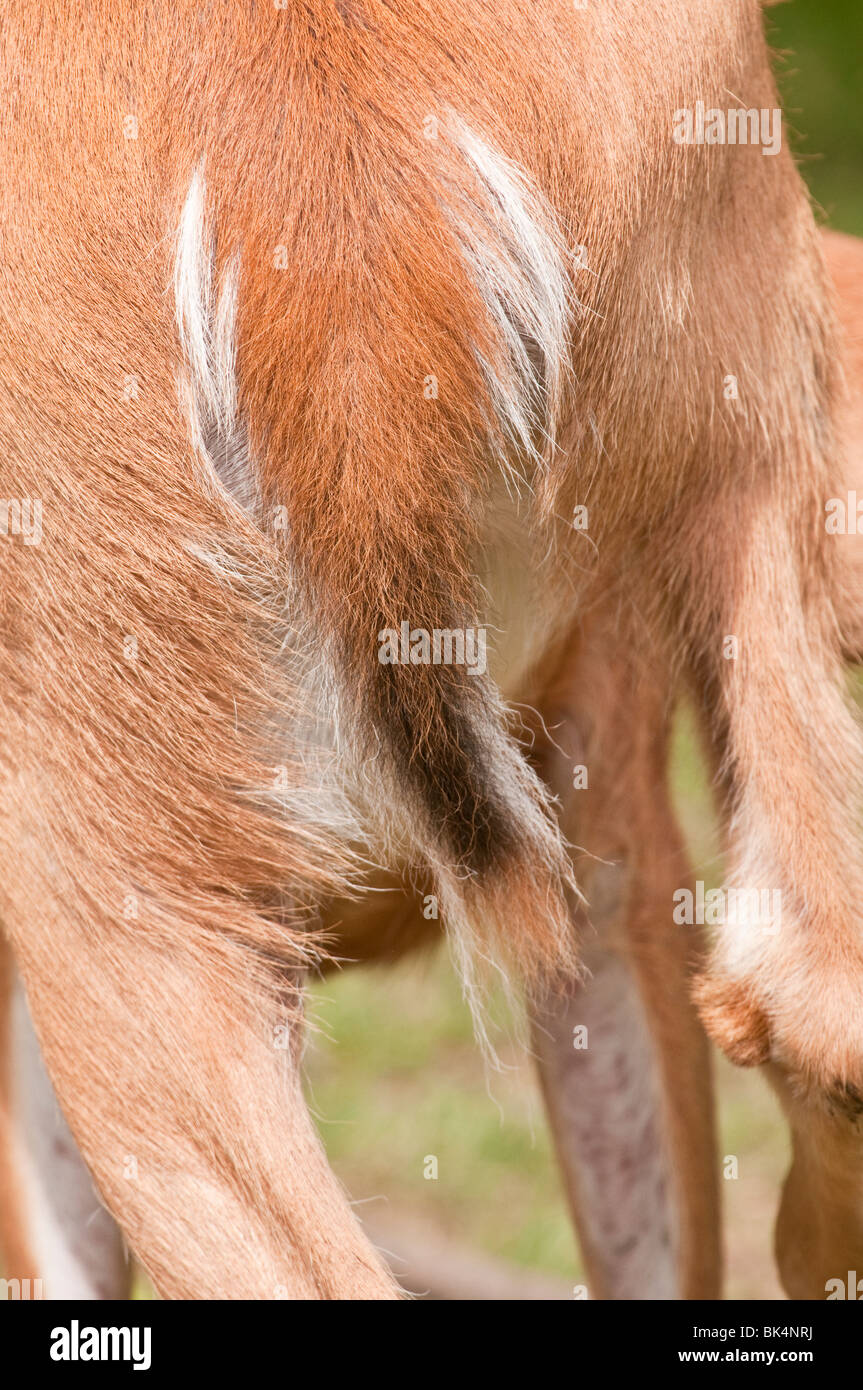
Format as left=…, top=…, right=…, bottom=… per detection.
left=770, top=0, right=863, bottom=234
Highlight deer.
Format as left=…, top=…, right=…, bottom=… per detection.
left=0, top=0, right=861, bottom=1300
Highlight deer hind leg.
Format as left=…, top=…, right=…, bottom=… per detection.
left=674, top=467, right=863, bottom=1297
left=683, top=472, right=863, bottom=1101
left=1, top=883, right=398, bottom=1301
left=526, top=609, right=720, bottom=1301
left=769, top=1066, right=863, bottom=1301
left=755, top=229, right=863, bottom=1302
left=0, top=932, right=128, bottom=1299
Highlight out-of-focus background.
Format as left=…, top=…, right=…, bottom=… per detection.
left=302, top=1, right=863, bottom=1301
left=771, top=0, right=863, bottom=236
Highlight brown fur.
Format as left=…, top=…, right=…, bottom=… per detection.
left=0, top=2, right=856, bottom=1298
left=0, top=935, right=36, bottom=1286
left=764, top=228, right=863, bottom=1301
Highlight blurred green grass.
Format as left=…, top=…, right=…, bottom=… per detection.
left=307, top=958, right=577, bottom=1279
left=770, top=0, right=863, bottom=235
